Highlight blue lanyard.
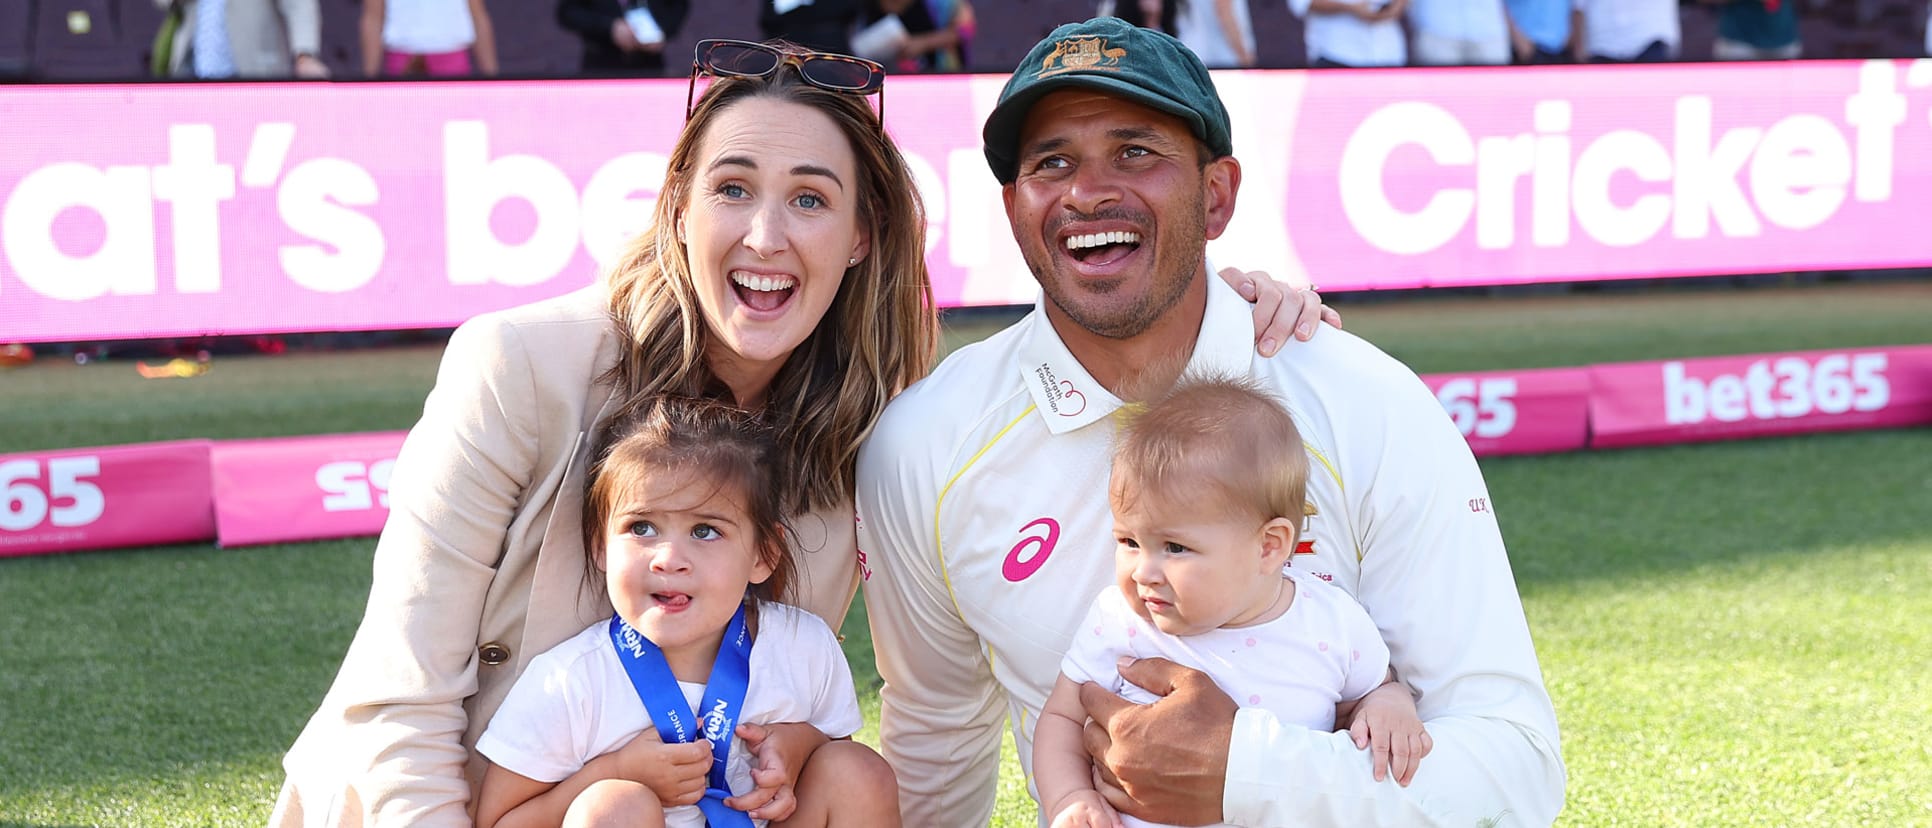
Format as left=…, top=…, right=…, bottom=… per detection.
left=608, top=605, right=754, bottom=828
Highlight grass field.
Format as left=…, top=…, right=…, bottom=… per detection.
left=2, top=279, right=1930, bottom=827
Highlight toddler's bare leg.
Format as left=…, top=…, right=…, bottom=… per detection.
left=563, top=778, right=667, bottom=828
left=775, top=740, right=900, bottom=827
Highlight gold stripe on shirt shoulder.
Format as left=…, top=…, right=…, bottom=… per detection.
left=932, top=404, right=1039, bottom=620
left=1304, top=441, right=1363, bottom=562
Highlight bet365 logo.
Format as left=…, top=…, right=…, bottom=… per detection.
left=317, top=459, right=396, bottom=511
left=0, top=456, right=105, bottom=532
left=1664, top=353, right=1888, bottom=424
left=1435, top=378, right=1517, bottom=439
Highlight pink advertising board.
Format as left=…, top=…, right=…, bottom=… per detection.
left=0, top=440, right=214, bottom=557
left=1275, top=60, right=1932, bottom=290
left=209, top=431, right=406, bottom=547
left=1589, top=345, right=1932, bottom=448
left=1420, top=367, right=1591, bottom=457
left=2, top=343, right=1926, bottom=558
left=7, top=60, right=1932, bottom=343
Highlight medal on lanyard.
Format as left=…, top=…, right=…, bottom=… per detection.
left=609, top=604, right=755, bottom=828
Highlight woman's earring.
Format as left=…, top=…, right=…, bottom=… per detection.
left=848, top=257, right=858, bottom=266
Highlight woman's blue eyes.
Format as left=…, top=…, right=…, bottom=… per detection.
left=714, top=183, right=826, bottom=209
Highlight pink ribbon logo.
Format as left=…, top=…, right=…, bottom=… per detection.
left=1057, top=380, right=1087, bottom=417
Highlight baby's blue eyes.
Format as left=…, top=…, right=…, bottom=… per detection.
left=1117, top=537, right=1192, bottom=555
left=692, top=525, right=722, bottom=541
left=628, top=521, right=656, bottom=537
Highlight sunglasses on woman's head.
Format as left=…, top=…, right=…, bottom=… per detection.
left=687, top=39, right=886, bottom=124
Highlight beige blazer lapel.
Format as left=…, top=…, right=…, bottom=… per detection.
left=518, top=385, right=625, bottom=665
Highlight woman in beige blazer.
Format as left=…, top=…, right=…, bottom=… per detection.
left=273, top=41, right=931, bottom=825
left=273, top=39, right=1328, bottom=827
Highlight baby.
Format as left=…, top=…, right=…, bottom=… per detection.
left=1034, top=374, right=1431, bottom=828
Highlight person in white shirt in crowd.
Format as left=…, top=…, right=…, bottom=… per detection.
left=1033, top=375, right=1433, bottom=828
left=1174, top=0, right=1257, bottom=68
left=1571, top=0, right=1680, bottom=62
left=1406, top=0, right=1510, bottom=65
left=858, top=16, right=1564, bottom=828
left=155, top=0, right=328, bottom=79
left=360, top=0, right=498, bottom=77
left=1285, top=0, right=1409, bottom=67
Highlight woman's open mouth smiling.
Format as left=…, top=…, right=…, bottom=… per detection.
left=730, top=270, right=798, bottom=313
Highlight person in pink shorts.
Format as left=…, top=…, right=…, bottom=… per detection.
left=360, top=0, right=498, bottom=78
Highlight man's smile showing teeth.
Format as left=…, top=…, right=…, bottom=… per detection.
left=730, top=271, right=797, bottom=292
left=1065, top=231, right=1142, bottom=252
left=1064, top=230, right=1142, bottom=266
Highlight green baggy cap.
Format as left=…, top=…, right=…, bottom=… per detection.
left=982, top=16, right=1233, bottom=184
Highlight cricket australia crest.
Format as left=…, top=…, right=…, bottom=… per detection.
left=1038, top=37, right=1127, bottom=77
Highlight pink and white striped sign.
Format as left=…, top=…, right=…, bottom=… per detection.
left=209, top=431, right=406, bottom=548
left=0, top=440, right=214, bottom=557
left=6, top=60, right=1932, bottom=342
left=1420, top=367, right=1592, bottom=457
left=1589, top=345, right=1932, bottom=448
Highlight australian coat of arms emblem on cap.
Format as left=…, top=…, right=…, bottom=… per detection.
left=1037, top=36, right=1126, bottom=78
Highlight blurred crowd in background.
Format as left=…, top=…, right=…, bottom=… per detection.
left=2, top=0, right=1930, bottom=82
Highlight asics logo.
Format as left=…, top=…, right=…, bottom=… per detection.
left=1002, top=517, right=1060, bottom=582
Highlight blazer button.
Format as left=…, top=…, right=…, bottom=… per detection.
left=478, top=642, right=511, bottom=666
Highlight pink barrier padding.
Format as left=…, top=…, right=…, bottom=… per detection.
left=0, top=440, right=214, bottom=558
left=1589, top=345, right=1932, bottom=448
left=1419, top=367, right=1592, bottom=457
left=7, top=60, right=1932, bottom=342
left=210, top=431, right=406, bottom=548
